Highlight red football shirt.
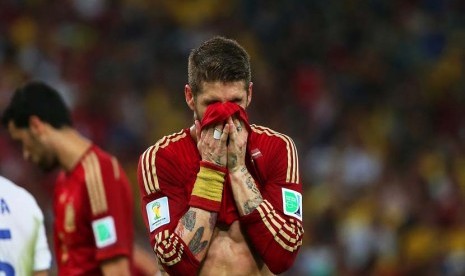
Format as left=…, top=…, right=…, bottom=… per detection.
left=53, top=145, right=134, bottom=275
left=137, top=125, right=303, bottom=274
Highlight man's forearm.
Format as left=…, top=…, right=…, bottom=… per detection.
left=174, top=207, right=217, bottom=261
left=229, top=166, right=263, bottom=216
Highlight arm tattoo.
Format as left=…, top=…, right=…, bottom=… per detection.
left=229, top=156, right=237, bottom=169
left=175, top=224, right=185, bottom=237
left=181, top=210, right=196, bottom=231
left=242, top=167, right=263, bottom=214
left=188, top=227, right=208, bottom=255
left=246, top=175, right=260, bottom=194
left=243, top=196, right=263, bottom=215
left=209, top=213, right=217, bottom=230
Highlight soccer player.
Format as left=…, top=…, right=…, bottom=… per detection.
left=1, top=82, right=134, bottom=275
left=137, top=36, right=304, bottom=275
left=0, top=175, right=52, bottom=276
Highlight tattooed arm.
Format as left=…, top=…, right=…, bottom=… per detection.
left=163, top=121, right=227, bottom=263
left=226, top=117, right=263, bottom=215
left=227, top=119, right=304, bottom=274
left=137, top=126, right=226, bottom=276
left=174, top=208, right=217, bottom=260
left=229, top=167, right=263, bottom=216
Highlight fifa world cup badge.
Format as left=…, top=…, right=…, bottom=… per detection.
left=146, top=197, right=170, bottom=232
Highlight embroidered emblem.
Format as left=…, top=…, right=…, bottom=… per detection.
left=92, top=216, right=117, bottom=248
left=282, top=188, right=302, bottom=220
left=146, top=197, right=170, bottom=232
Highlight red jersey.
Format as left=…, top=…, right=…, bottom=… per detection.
left=137, top=125, right=303, bottom=275
left=54, top=145, right=134, bottom=276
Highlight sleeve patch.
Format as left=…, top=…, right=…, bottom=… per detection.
left=282, top=188, right=302, bottom=221
left=92, top=216, right=117, bottom=248
left=146, top=197, right=170, bottom=232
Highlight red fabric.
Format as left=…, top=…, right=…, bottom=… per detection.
left=54, top=145, right=134, bottom=276
left=239, top=202, right=303, bottom=274
left=200, top=160, right=228, bottom=173
left=137, top=125, right=303, bottom=274
left=200, top=102, right=250, bottom=132
left=154, top=232, right=200, bottom=276
left=189, top=195, right=222, bottom=212
left=188, top=161, right=227, bottom=212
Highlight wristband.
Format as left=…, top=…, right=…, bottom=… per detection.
left=189, top=161, right=227, bottom=212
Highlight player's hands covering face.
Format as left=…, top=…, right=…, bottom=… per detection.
left=195, top=116, right=248, bottom=170
left=226, top=117, right=248, bottom=172
left=195, top=120, right=229, bottom=167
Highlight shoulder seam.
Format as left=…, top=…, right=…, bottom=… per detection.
left=140, top=130, right=187, bottom=194
left=250, top=124, right=300, bottom=183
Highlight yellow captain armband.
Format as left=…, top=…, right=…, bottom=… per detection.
left=189, top=161, right=227, bottom=212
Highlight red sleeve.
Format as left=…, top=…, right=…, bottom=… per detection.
left=240, top=131, right=304, bottom=274
left=85, top=152, right=134, bottom=262
left=137, top=139, right=200, bottom=276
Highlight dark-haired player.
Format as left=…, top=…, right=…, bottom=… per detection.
left=2, top=81, right=135, bottom=275
left=138, top=36, right=303, bottom=275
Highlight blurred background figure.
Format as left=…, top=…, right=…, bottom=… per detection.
left=1, top=82, right=149, bottom=275
left=1, top=0, right=465, bottom=275
left=0, top=175, right=52, bottom=276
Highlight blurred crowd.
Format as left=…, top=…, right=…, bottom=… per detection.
left=1, top=0, right=465, bottom=275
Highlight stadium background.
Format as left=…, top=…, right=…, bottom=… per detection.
left=1, top=0, right=465, bottom=275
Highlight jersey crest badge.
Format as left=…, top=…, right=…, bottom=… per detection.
left=92, top=216, right=117, bottom=248
left=146, top=197, right=170, bottom=232
left=282, top=188, right=302, bottom=220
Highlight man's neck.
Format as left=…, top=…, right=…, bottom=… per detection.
left=53, top=128, right=92, bottom=172
left=189, top=124, right=197, bottom=143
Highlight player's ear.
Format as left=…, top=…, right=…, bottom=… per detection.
left=246, top=82, right=253, bottom=107
left=185, top=84, right=195, bottom=111
left=29, top=115, right=46, bottom=136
